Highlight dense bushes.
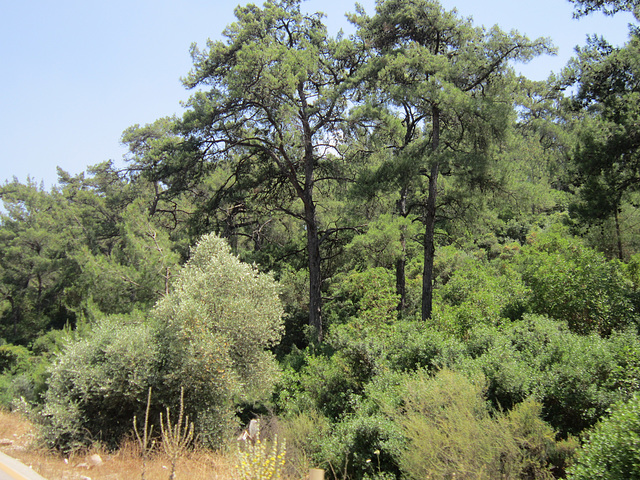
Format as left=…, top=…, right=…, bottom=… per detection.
left=41, top=314, right=158, bottom=450
left=516, top=227, right=637, bottom=335
left=390, top=369, right=560, bottom=480
left=434, top=251, right=529, bottom=336
left=459, top=315, right=640, bottom=436
left=9, top=223, right=640, bottom=476
left=41, top=234, right=284, bottom=450
left=270, top=309, right=640, bottom=478
left=568, top=393, right=640, bottom=479
left=0, top=343, right=50, bottom=408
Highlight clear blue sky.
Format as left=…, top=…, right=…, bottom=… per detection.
left=0, top=0, right=635, bottom=188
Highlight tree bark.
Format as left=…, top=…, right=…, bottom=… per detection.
left=421, top=105, right=440, bottom=321
left=421, top=162, right=439, bottom=321
left=615, top=207, right=623, bottom=261
left=306, top=203, right=323, bottom=342
left=299, top=83, right=323, bottom=343
left=396, top=185, right=408, bottom=313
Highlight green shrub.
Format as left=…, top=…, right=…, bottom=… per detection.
left=154, top=233, right=284, bottom=404
left=390, top=369, right=558, bottom=480
left=568, top=393, right=640, bottom=480
left=541, top=333, right=620, bottom=437
left=433, top=253, right=529, bottom=337
left=41, top=233, right=285, bottom=450
left=517, top=227, right=636, bottom=335
left=0, top=344, right=31, bottom=373
left=463, top=326, right=542, bottom=411
left=41, top=314, right=159, bottom=450
left=296, top=352, right=364, bottom=419
left=276, top=410, right=331, bottom=479
left=0, top=343, right=52, bottom=408
left=285, top=320, right=469, bottom=421
left=325, top=267, right=399, bottom=327
left=505, top=399, right=577, bottom=479
left=0, top=375, right=12, bottom=407
left=383, top=321, right=466, bottom=373
left=461, top=315, right=638, bottom=437
left=608, top=327, right=640, bottom=396
left=393, top=369, right=517, bottom=479
left=320, top=413, right=404, bottom=480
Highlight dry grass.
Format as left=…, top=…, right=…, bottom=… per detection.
left=0, top=409, right=239, bottom=480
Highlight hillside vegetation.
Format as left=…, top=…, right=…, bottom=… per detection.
left=2, top=0, right=640, bottom=478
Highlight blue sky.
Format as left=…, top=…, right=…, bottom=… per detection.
left=0, top=0, right=635, bottom=188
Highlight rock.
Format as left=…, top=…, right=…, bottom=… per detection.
left=0, top=438, right=13, bottom=446
left=76, top=453, right=103, bottom=469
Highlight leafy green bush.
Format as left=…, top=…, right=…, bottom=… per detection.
left=295, top=352, right=365, bottom=419
left=41, top=233, right=284, bottom=450
left=382, top=321, right=466, bottom=373
left=41, top=314, right=159, bottom=450
left=325, top=267, right=399, bottom=327
left=320, top=412, right=404, bottom=480
left=541, top=332, right=621, bottom=436
left=275, top=410, right=331, bottom=479
left=329, top=319, right=466, bottom=377
left=0, top=344, right=31, bottom=373
left=462, top=324, right=542, bottom=411
left=507, top=398, right=579, bottom=479
left=433, top=252, right=529, bottom=337
left=517, top=226, right=636, bottom=335
left=460, top=315, right=640, bottom=437
left=153, top=233, right=285, bottom=425
left=0, top=343, right=51, bottom=408
left=283, top=320, right=468, bottom=421
left=568, top=393, right=640, bottom=480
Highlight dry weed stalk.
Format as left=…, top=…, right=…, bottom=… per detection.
left=1, top=409, right=236, bottom=480
left=160, top=386, right=194, bottom=480
left=133, top=387, right=155, bottom=480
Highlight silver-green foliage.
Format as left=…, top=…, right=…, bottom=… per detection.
left=42, top=314, right=159, bottom=450
left=42, top=233, right=284, bottom=450
left=155, top=233, right=284, bottom=401
left=153, top=233, right=284, bottom=443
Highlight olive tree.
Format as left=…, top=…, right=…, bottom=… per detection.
left=42, top=233, right=284, bottom=449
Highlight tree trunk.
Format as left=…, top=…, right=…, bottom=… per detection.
left=396, top=185, right=408, bottom=313
left=615, top=207, right=623, bottom=261
left=9, top=297, right=19, bottom=339
left=421, top=162, right=439, bottom=321
left=306, top=205, right=323, bottom=342
left=421, top=105, right=440, bottom=321
left=300, top=84, right=323, bottom=343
